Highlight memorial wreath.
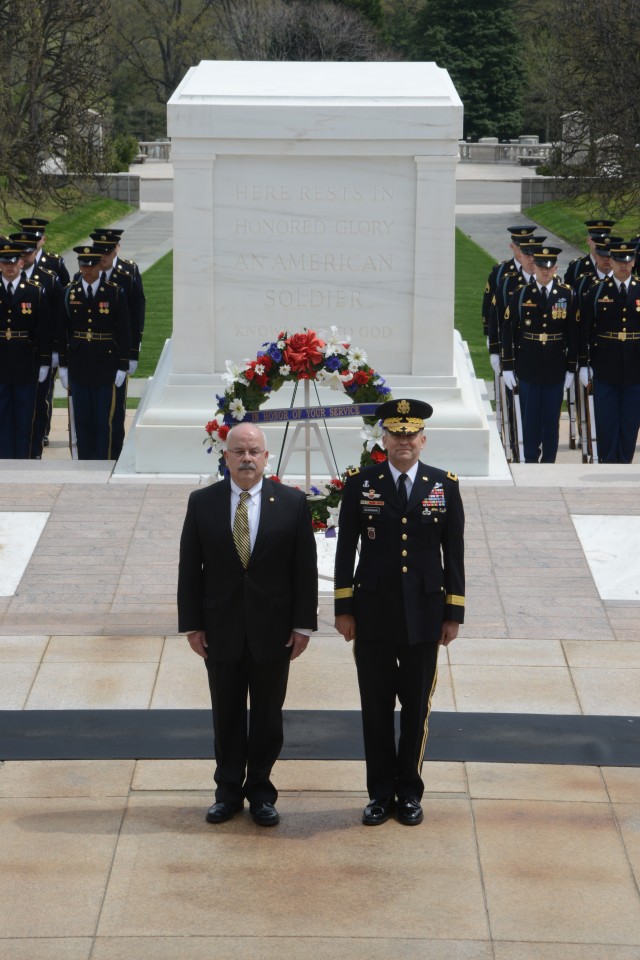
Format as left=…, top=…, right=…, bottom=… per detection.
left=204, top=326, right=393, bottom=529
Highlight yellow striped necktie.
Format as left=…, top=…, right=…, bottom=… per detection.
left=233, top=491, right=251, bottom=568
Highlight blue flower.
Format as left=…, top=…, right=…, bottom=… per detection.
left=267, top=343, right=283, bottom=363
left=310, top=485, right=321, bottom=495
left=324, top=355, right=340, bottom=371
left=216, top=393, right=227, bottom=408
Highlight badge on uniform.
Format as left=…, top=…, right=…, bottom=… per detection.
left=367, top=527, right=375, bottom=540
left=362, top=480, right=370, bottom=488
left=423, top=482, right=446, bottom=512
left=98, top=302, right=109, bottom=314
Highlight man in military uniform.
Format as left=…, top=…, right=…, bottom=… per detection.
left=334, top=399, right=465, bottom=827
left=90, top=230, right=145, bottom=458
left=18, top=217, right=70, bottom=286
left=501, top=246, right=578, bottom=463
left=0, top=242, right=52, bottom=458
left=564, top=220, right=616, bottom=289
left=9, top=233, right=62, bottom=458
left=57, top=246, right=131, bottom=460
left=481, top=225, right=536, bottom=341
left=579, top=240, right=640, bottom=463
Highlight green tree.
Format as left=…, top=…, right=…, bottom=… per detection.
left=0, top=0, right=112, bottom=215
left=410, top=0, right=523, bottom=141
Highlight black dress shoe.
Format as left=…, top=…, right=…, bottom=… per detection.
left=205, top=800, right=243, bottom=824
left=362, top=797, right=394, bottom=825
left=43, top=437, right=49, bottom=447
left=250, top=801, right=280, bottom=826
left=396, top=797, right=423, bottom=825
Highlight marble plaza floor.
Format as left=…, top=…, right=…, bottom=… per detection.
left=1, top=432, right=640, bottom=959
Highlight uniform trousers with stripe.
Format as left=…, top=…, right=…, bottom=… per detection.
left=110, top=377, right=128, bottom=460
left=593, top=378, right=640, bottom=463
left=0, top=382, right=37, bottom=458
left=354, top=634, right=439, bottom=801
left=69, top=381, right=117, bottom=460
left=205, top=641, right=290, bottom=806
left=518, top=379, right=564, bottom=463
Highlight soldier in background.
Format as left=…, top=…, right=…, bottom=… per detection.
left=0, top=242, right=52, bottom=458
left=57, top=246, right=131, bottom=460
left=90, top=230, right=145, bottom=458
left=9, top=233, right=62, bottom=458
left=501, top=246, right=578, bottom=463
left=579, top=241, right=640, bottom=463
left=482, top=225, right=536, bottom=341
left=18, top=217, right=70, bottom=286
left=564, top=220, right=615, bottom=288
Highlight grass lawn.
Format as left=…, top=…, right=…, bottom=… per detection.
left=4, top=197, right=134, bottom=252
left=134, top=251, right=173, bottom=379
left=454, top=228, right=494, bottom=384
left=524, top=199, right=640, bottom=253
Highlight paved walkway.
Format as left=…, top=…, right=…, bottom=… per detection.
left=2, top=166, right=640, bottom=960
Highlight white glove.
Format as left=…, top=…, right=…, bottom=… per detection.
left=579, top=366, right=592, bottom=388
left=486, top=337, right=490, bottom=350
left=128, top=359, right=138, bottom=375
left=564, top=371, right=575, bottom=391
left=502, top=370, right=517, bottom=391
left=58, top=367, right=69, bottom=390
left=115, top=369, right=127, bottom=388
left=51, top=352, right=59, bottom=369
left=38, top=365, right=50, bottom=383
left=490, top=354, right=501, bottom=374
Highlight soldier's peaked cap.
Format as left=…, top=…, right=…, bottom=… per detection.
left=585, top=219, right=615, bottom=235
left=609, top=241, right=637, bottom=262
left=508, top=225, right=536, bottom=242
left=532, top=246, right=562, bottom=267
left=376, top=398, right=433, bottom=434
left=73, top=245, right=102, bottom=265
left=18, top=217, right=48, bottom=235
left=0, top=242, right=22, bottom=262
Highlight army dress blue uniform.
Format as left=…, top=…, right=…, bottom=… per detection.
left=579, top=273, right=640, bottom=463
left=502, top=276, right=578, bottom=462
left=0, top=275, right=52, bottom=458
left=334, top=460, right=465, bottom=802
left=21, top=261, right=62, bottom=458
left=57, top=277, right=131, bottom=460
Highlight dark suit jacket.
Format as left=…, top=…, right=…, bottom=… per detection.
left=177, top=477, right=318, bottom=663
left=334, top=461, right=465, bottom=645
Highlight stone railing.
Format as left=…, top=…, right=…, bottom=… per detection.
left=137, top=140, right=172, bottom=162
left=459, top=139, right=552, bottom=165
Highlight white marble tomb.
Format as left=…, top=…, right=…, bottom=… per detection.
left=132, top=60, right=493, bottom=478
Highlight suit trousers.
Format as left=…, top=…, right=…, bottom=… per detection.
left=205, top=642, right=290, bottom=805
left=353, top=637, right=439, bottom=801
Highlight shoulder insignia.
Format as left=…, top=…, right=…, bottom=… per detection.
left=347, top=466, right=360, bottom=477
left=447, top=471, right=458, bottom=482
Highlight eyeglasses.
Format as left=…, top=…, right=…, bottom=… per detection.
left=227, top=448, right=266, bottom=458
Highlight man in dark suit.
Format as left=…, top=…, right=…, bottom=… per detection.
left=334, top=399, right=465, bottom=827
left=178, top=422, right=318, bottom=826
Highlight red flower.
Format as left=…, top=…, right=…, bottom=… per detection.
left=217, top=424, right=230, bottom=441
left=330, top=478, right=345, bottom=490
left=270, top=474, right=281, bottom=482
left=283, top=330, right=325, bottom=372
left=205, top=419, right=219, bottom=435
left=354, top=370, right=370, bottom=385
left=371, top=450, right=387, bottom=463
left=312, top=520, right=327, bottom=530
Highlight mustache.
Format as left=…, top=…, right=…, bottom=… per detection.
left=238, top=462, right=256, bottom=470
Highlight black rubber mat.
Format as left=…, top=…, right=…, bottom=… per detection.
left=1, top=710, right=639, bottom=765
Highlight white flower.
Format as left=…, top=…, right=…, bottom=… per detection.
left=327, top=505, right=341, bottom=528
left=255, top=364, right=265, bottom=376
left=228, top=398, right=246, bottom=421
left=220, top=360, right=243, bottom=386
left=347, top=345, right=367, bottom=367
left=360, top=421, right=384, bottom=451
left=277, top=339, right=286, bottom=350
left=320, top=325, right=350, bottom=357
left=316, top=368, right=352, bottom=392
left=279, top=364, right=291, bottom=376
left=348, top=360, right=361, bottom=373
